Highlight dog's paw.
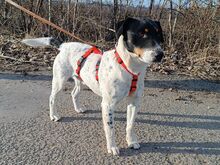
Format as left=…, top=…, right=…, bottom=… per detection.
left=50, top=114, right=61, bottom=122
left=128, top=143, right=140, bottom=150
left=107, top=147, right=120, bottom=156
left=75, top=108, right=86, bottom=113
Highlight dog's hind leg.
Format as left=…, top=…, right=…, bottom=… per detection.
left=126, top=96, right=140, bottom=149
left=49, top=74, right=65, bottom=122
left=71, top=77, right=85, bottom=113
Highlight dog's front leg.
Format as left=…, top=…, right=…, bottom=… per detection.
left=126, top=96, right=140, bottom=149
left=101, top=99, right=119, bottom=155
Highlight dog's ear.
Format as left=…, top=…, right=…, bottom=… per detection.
left=104, top=19, right=128, bottom=42
left=116, top=17, right=139, bottom=39
left=106, top=17, right=138, bottom=41
left=154, top=21, right=164, bottom=43
left=115, top=20, right=126, bottom=39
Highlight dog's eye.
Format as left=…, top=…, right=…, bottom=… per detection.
left=156, top=28, right=161, bottom=33
left=139, top=32, right=145, bottom=37
left=139, top=32, right=148, bottom=38
left=139, top=28, right=148, bottom=38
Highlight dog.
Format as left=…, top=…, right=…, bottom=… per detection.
left=49, top=17, right=164, bottom=155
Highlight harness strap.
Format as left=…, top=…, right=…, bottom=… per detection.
left=114, top=50, right=140, bottom=95
left=76, top=47, right=139, bottom=95
left=76, top=46, right=102, bottom=79
left=95, top=60, right=101, bottom=81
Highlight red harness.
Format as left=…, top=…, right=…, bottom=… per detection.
left=75, top=47, right=139, bottom=95
left=76, top=46, right=102, bottom=80
left=114, top=50, right=140, bottom=95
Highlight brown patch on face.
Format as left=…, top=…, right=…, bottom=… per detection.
left=134, top=47, right=144, bottom=58
left=144, top=28, right=148, bottom=33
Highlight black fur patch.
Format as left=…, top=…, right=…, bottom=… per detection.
left=116, top=17, right=164, bottom=53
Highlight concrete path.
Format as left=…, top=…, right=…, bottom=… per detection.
left=0, top=71, right=220, bottom=164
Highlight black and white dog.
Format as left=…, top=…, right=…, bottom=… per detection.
left=29, top=17, right=164, bottom=155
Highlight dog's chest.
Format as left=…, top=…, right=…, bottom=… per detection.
left=79, top=50, right=134, bottom=98
left=98, top=52, right=136, bottom=99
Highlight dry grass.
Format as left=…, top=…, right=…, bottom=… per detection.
left=0, top=1, right=219, bottom=81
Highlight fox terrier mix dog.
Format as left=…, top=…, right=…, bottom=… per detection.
left=49, top=17, right=164, bottom=155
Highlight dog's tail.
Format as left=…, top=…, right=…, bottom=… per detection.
left=21, top=37, right=62, bottom=48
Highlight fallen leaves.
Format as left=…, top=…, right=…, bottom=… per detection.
left=0, top=34, right=58, bottom=72
left=150, top=50, right=220, bottom=82
left=0, top=32, right=219, bottom=82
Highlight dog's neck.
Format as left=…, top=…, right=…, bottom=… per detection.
left=115, top=35, right=147, bottom=75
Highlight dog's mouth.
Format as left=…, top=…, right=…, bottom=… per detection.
left=137, top=48, right=164, bottom=64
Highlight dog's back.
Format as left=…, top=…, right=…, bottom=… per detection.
left=53, top=42, right=103, bottom=95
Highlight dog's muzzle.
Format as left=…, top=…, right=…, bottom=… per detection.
left=154, top=50, right=164, bottom=62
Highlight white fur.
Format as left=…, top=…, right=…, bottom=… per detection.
left=141, top=44, right=163, bottom=64
left=49, top=35, right=161, bottom=155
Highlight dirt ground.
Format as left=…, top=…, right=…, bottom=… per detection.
left=0, top=71, right=220, bottom=164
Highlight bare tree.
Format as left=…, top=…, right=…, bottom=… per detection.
left=172, top=0, right=181, bottom=34
left=3, top=0, right=9, bottom=19
left=73, top=0, right=78, bottom=33
left=113, top=0, right=118, bottom=23
left=157, top=0, right=168, bottom=20
left=168, top=0, right=173, bottom=49
left=48, top=0, right=52, bottom=35
left=35, top=0, right=43, bottom=15
left=67, top=0, right=71, bottom=31
left=190, top=0, right=198, bottom=9
left=208, top=0, right=213, bottom=7
left=148, top=0, right=154, bottom=17
left=99, top=0, right=103, bottom=39
left=113, top=0, right=118, bottom=34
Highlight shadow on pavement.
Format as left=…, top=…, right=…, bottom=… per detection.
left=120, top=142, right=220, bottom=156
left=0, top=72, right=52, bottom=81
left=61, top=111, right=220, bottom=130
left=75, top=110, right=220, bottom=122
left=1, top=72, right=219, bottom=92
left=135, top=119, right=220, bottom=130
left=61, top=115, right=220, bottom=155
left=59, top=108, right=220, bottom=156
left=138, top=112, right=220, bottom=121
left=144, top=79, right=220, bottom=92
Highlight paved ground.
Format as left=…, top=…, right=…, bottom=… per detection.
left=0, top=71, right=220, bottom=165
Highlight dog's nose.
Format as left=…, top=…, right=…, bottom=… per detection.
left=154, top=51, right=164, bottom=62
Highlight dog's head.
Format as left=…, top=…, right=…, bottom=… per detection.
left=116, top=17, right=164, bottom=64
